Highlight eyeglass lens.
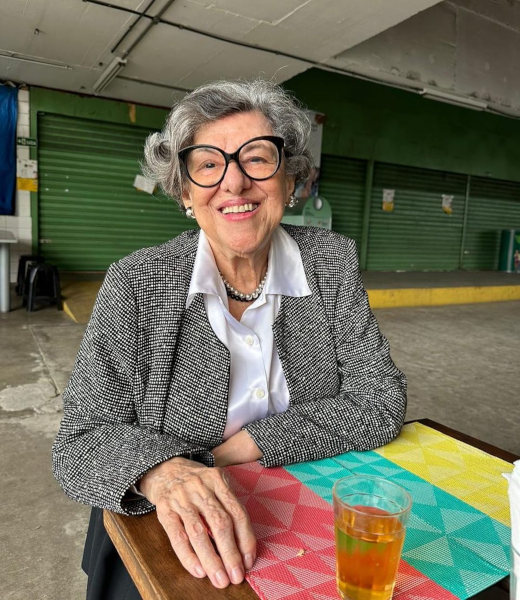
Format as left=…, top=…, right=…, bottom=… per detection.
left=185, top=139, right=280, bottom=187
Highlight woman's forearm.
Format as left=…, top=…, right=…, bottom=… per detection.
left=211, top=430, right=263, bottom=467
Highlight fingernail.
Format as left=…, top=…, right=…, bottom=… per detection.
left=215, top=569, right=228, bottom=587
left=244, top=553, right=254, bottom=570
left=231, top=566, right=243, bottom=584
left=194, top=565, right=205, bottom=578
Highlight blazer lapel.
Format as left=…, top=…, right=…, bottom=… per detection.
left=273, top=293, right=339, bottom=405
left=163, top=293, right=231, bottom=446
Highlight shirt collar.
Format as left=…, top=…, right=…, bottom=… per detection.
left=265, top=226, right=311, bottom=297
left=186, top=226, right=311, bottom=308
left=186, top=230, right=226, bottom=308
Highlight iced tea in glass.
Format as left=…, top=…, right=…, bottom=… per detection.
left=333, top=475, right=412, bottom=600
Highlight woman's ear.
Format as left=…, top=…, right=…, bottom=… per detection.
left=285, top=176, right=296, bottom=201
left=181, top=186, right=191, bottom=210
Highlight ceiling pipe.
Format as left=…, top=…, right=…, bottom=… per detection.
left=90, top=0, right=176, bottom=93
left=0, top=50, right=72, bottom=70
left=420, top=88, right=488, bottom=111
left=111, top=0, right=158, bottom=54
left=117, top=74, right=190, bottom=93
left=92, top=56, right=127, bottom=94
left=122, top=0, right=177, bottom=58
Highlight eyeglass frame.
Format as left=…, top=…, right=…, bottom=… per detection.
left=178, top=135, right=286, bottom=188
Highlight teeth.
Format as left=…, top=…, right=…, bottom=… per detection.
left=221, top=203, right=256, bottom=214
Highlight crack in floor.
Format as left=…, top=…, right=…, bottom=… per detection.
left=29, top=325, right=61, bottom=398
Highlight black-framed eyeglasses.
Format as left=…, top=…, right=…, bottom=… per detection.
left=178, top=135, right=285, bottom=188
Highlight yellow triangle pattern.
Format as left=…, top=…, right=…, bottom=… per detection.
left=376, top=423, right=513, bottom=526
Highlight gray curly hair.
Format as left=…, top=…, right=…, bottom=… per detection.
left=143, top=79, right=313, bottom=208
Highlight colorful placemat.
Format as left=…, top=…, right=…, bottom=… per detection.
left=225, top=423, right=512, bottom=600
left=376, top=422, right=512, bottom=525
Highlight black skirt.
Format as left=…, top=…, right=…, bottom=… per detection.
left=82, top=507, right=142, bottom=600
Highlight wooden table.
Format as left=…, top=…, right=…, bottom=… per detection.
left=104, top=419, right=518, bottom=600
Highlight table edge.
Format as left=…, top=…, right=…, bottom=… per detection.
left=413, top=418, right=519, bottom=462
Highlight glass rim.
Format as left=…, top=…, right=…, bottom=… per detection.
left=178, top=135, right=285, bottom=188
left=332, top=474, right=413, bottom=518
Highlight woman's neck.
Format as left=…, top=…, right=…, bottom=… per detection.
left=210, top=244, right=269, bottom=294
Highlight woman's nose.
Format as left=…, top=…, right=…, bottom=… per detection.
left=220, top=160, right=251, bottom=194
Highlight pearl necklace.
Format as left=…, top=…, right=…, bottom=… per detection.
left=220, top=272, right=268, bottom=302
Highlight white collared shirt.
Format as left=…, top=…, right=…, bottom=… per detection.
left=186, top=226, right=312, bottom=439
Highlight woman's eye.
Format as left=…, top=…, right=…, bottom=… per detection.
left=245, top=155, right=268, bottom=165
left=191, top=160, right=216, bottom=172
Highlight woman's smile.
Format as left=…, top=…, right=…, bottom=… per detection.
left=218, top=200, right=260, bottom=218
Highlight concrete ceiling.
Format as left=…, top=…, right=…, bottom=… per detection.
left=0, top=0, right=443, bottom=106
left=333, top=0, right=520, bottom=117
left=1, top=0, right=519, bottom=118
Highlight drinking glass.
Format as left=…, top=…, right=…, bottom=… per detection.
left=333, top=475, right=412, bottom=600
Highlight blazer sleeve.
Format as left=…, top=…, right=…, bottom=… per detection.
left=52, top=262, right=213, bottom=515
left=244, top=240, right=407, bottom=467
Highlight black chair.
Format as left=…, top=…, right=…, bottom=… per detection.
left=16, top=254, right=43, bottom=296
left=23, top=262, right=62, bottom=312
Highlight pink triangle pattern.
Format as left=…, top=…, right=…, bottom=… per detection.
left=226, top=463, right=460, bottom=600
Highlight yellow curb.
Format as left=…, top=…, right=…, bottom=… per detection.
left=62, top=280, right=103, bottom=324
left=367, top=285, right=520, bottom=308
left=62, top=300, right=79, bottom=324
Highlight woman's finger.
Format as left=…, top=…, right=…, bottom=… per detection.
left=156, top=504, right=206, bottom=580
left=182, top=501, right=236, bottom=588
left=214, top=472, right=257, bottom=570
left=158, top=477, right=236, bottom=588
left=196, top=493, right=247, bottom=585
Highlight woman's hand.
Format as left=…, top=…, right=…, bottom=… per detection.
left=138, top=456, right=256, bottom=588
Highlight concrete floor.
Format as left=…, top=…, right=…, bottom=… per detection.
left=1, top=297, right=89, bottom=600
left=1, top=291, right=519, bottom=599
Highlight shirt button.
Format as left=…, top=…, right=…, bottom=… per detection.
left=245, top=335, right=254, bottom=346
left=255, top=388, right=265, bottom=399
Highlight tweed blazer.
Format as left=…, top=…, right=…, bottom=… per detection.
left=52, top=225, right=406, bottom=515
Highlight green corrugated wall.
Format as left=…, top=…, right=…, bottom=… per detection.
left=38, top=113, right=189, bottom=270
left=463, top=177, right=520, bottom=270
left=319, top=155, right=366, bottom=246
left=367, top=163, right=466, bottom=270
left=319, top=154, right=520, bottom=271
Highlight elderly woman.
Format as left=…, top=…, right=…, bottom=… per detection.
left=52, top=79, right=406, bottom=599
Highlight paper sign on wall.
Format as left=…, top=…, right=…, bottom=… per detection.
left=442, top=194, right=453, bottom=215
left=17, top=178, right=38, bottom=192
left=17, top=158, right=38, bottom=191
left=17, top=158, right=38, bottom=178
left=382, top=189, right=395, bottom=212
left=133, top=174, right=156, bottom=195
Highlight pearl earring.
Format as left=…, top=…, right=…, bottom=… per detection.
left=185, top=207, right=195, bottom=219
left=287, top=194, right=298, bottom=209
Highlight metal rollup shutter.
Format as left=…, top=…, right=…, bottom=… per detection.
left=463, top=176, right=520, bottom=270
left=367, top=163, right=467, bottom=271
left=319, top=155, right=367, bottom=245
left=38, top=113, right=187, bottom=271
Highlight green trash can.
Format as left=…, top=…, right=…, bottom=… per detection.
left=498, top=229, right=520, bottom=273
